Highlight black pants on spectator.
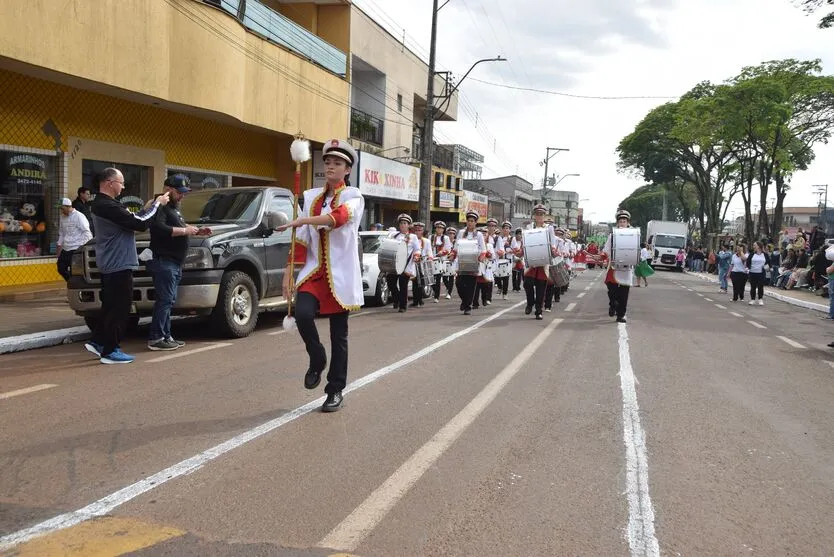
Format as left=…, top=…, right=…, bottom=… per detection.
left=294, top=292, right=348, bottom=394
left=56, top=249, right=76, bottom=281
left=387, top=273, right=410, bottom=310
left=524, top=276, right=547, bottom=315
left=606, top=282, right=630, bottom=319
left=749, top=271, right=766, bottom=300
left=730, top=271, right=747, bottom=301
left=456, top=274, right=477, bottom=311
left=512, top=267, right=523, bottom=291
left=94, top=269, right=133, bottom=357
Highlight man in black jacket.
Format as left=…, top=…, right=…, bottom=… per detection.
left=72, top=186, right=94, bottom=235
left=84, top=168, right=169, bottom=364
left=147, top=174, right=201, bottom=351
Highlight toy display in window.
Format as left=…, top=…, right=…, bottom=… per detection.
left=0, top=200, right=48, bottom=258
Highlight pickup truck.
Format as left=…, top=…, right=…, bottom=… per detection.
left=68, top=186, right=299, bottom=338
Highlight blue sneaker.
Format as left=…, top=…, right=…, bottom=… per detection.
left=100, top=349, right=135, bottom=365
left=84, top=342, right=103, bottom=357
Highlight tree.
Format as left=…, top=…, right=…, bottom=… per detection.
left=618, top=182, right=698, bottom=239
left=798, top=0, right=834, bottom=28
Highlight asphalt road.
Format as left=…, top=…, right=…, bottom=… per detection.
left=1, top=269, right=832, bottom=556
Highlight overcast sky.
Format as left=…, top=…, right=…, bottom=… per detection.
left=353, top=0, right=834, bottom=223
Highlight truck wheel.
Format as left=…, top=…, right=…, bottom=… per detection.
left=212, top=270, right=259, bottom=338
left=374, top=276, right=390, bottom=306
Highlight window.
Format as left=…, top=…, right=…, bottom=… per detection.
left=0, top=149, right=59, bottom=258
left=82, top=159, right=150, bottom=213
left=268, top=195, right=294, bottom=242
left=446, top=175, right=453, bottom=189
left=434, top=172, right=443, bottom=188
left=397, top=94, right=403, bottom=112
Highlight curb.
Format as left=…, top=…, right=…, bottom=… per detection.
left=0, top=326, right=91, bottom=355
left=683, top=271, right=829, bottom=314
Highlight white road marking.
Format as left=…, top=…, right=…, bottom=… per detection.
left=584, top=285, right=592, bottom=291
left=576, top=292, right=586, bottom=299
left=319, top=318, right=564, bottom=552
left=146, top=342, right=233, bottom=363
left=715, top=304, right=727, bottom=310
left=777, top=336, right=806, bottom=349
left=704, top=297, right=713, bottom=302
left=565, top=303, right=577, bottom=312
left=617, top=323, right=660, bottom=557
left=730, top=312, right=743, bottom=318
left=0, top=301, right=526, bottom=552
left=826, top=361, right=834, bottom=370
left=686, top=288, right=693, bottom=291
left=696, top=293, right=704, bottom=297
left=267, top=330, right=288, bottom=336
left=748, top=321, right=767, bottom=329
left=0, top=384, right=58, bottom=401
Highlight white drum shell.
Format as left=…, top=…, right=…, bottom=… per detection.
left=456, top=239, right=481, bottom=275
left=612, top=228, right=641, bottom=268
left=378, top=238, right=408, bottom=275
left=432, top=258, right=445, bottom=275
left=522, top=228, right=553, bottom=268
left=494, top=260, right=511, bottom=277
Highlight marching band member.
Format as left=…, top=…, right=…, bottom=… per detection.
left=386, top=214, right=420, bottom=313
left=510, top=227, right=524, bottom=292
left=444, top=227, right=458, bottom=299
left=410, top=221, right=432, bottom=308
left=474, top=224, right=496, bottom=308
left=524, top=204, right=558, bottom=320
left=545, top=227, right=568, bottom=310
left=495, top=221, right=513, bottom=299
left=450, top=210, right=486, bottom=315
left=279, top=139, right=364, bottom=412
left=603, top=209, right=635, bottom=323
left=431, top=221, right=452, bottom=303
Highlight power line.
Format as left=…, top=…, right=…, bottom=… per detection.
left=467, top=77, right=679, bottom=100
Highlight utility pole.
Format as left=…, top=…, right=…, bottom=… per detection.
left=418, top=0, right=439, bottom=225
left=539, top=147, right=569, bottom=207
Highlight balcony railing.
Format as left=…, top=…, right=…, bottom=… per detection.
left=210, top=0, right=347, bottom=76
left=350, top=108, right=384, bottom=146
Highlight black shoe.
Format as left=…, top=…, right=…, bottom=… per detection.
left=609, top=307, right=616, bottom=317
left=464, top=309, right=471, bottom=315
left=410, top=302, right=419, bottom=307
left=616, top=317, right=627, bottom=323
left=322, top=391, right=343, bottom=412
left=304, top=367, right=323, bottom=390
left=398, top=308, right=406, bottom=313
left=828, top=341, right=834, bottom=348
left=535, top=312, right=543, bottom=320
left=525, top=305, right=532, bottom=315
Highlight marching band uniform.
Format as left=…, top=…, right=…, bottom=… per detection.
left=604, top=209, right=635, bottom=323
left=495, top=221, right=513, bottom=299
left=523, top=205, right=558, bottom=320
left=545, top=228, right=568, bottom=311
left=431, top=221, right=452, bottom=302
left=386, top=214, right=420, bottom=313
left=444, top=228, right=457, bottom=298
left=474, top=227, right=495, bottom=308
left=510, top=229, right=524, bottom=292
left=287, top=139, right=364, bottom=412
left=410, top=223, right=432, bottom=307
left=451, top=211, right=486, bottom=315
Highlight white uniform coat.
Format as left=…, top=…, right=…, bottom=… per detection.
left=603, top=230, right=634, bottom=286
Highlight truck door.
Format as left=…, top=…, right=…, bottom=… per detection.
left=264, top=194, right=294, bottom=298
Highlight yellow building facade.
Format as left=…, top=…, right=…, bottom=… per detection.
left=0, top=0, right=350, bottom=287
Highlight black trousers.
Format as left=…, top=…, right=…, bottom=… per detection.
left=94, top=269, right=133, bottom=356
left=523, top=276, right=547, bottom=314
left=544, top=283, right=561, bottom=309
left=432, top=273, right=443, bottom=300
left=295, top=292, right=348, bottom=394
left=456, top=274, right=477, bottom=311
left=387, top=273, right=410, bottom=310
left=606, top=282, right=630, bottom=319
left=511, top=267, right=523, bottom=291
left=56, top=249, right=76, bottom=281
left=443, top=274, right=455, bottom=295
left=412, top=276, right=424, bottom=306
left=730, top=271, right=747, bottom=301
left=749, top=271, right=765, bottom=300
left=475, top=280, right=493, bottom=306
left=496, top=276, right=509, bottom=296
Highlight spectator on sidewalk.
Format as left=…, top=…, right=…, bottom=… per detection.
left=717, top=245, right=732, bottom=293
left=56, top=197, right=92, bottom=281
left=675, top=248, right=685, bottom=270
left=808, top=225, right=824, bottom=253
left=707, top=249, right=717, bottom=274
left=745, top=241, right=769, bottom=305
left=769, top=244, right=781, bottom=286
left=147, top=174, right=202, bottom=352
left=72, top=186, right=95, bottom=236
left=84, top=168, right=169, bottom=364
left=825, top=245, right=834, bottom=322
left=730, top=244, right=748, bottom=301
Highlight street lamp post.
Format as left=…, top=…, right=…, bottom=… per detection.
left=813, top=184, right=829, bottom=234
left=538, top=148, right=569, bottom=206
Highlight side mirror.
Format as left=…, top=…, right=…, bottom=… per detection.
left=266, top=211, right=289, bottom=229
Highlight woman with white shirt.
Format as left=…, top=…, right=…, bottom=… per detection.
left=729, top=245, right=749, bottom=302
left=745, top=241, right=769, bottom=305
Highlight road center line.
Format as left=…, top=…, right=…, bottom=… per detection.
left=715, top=304, right=727, bottom=310
left=617, top=323, right=660, bottom=557
left=703, top=297, right=713, bottom=302
left=576, top=292, right=586, bottom=299
left=146, top=342, right=233, bottom=363
left=584, top=286, right=592, bottom=291
left=777, top=336, right=806, bottom=349
left=319, top=318, right=563, bottom=552
left=696, top=293, right=704, bottom=297
left=565, top=302, right=577, bottom=312
left=686, top=288, right=693, bottom=291
left=730, top=312, right=743, bottom=318
left=0, top=301, right=526, bottom=552
left=0, top=384, right=58, bottom=401
left=748, top=321, right=767, bottom=329
left=825, top=361, right=834, bottom=370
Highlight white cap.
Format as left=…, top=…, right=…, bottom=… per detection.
left=61, top=198, right=72, bottom=207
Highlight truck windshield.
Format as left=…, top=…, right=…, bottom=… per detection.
left=180, top=190, right=263, bottom=224
left=654, top=234, right=686, bottom=249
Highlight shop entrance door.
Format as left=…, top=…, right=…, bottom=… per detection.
left=82, top=160, right=150, bottom=212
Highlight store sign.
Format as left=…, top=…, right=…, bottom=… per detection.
left=438, top=190, right=455, bottom=208
left=460, top=189, right=488, bottom=221
left=7, top=154, right=47, bottom=194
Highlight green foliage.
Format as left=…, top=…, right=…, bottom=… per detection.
left=618, top=182, right=697, bottom=238
left=798, top=0, right=834, bottom=28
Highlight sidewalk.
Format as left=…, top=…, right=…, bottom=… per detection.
left=0, top=284, right=89, bottom=354
left=684, top=270, right=830, bottom=314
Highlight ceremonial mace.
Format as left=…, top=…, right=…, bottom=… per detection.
left=283, top=134, right=311, bottom=331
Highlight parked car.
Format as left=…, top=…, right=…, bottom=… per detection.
left=360, top=231, right=432, bottom=306
left=68, top=187, right=295, bottom=338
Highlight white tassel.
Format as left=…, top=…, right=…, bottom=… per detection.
left=290, top=139, right=311, bottom=164
left=283, top=314, right=297, bottom=331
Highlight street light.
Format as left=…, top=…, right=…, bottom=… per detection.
left=538, top=148, right=569, bottom=204
left=375, top=145, right=410, bottom=155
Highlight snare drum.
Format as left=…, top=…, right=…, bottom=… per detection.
left=549, top=259, right=570, bottom=287
left=522, top=228, right=554, bottom=268
left=455, top=239, right=480, bottom=275
left=415, top=258, right=433, bottom=287
left=478, top=259, right=495, bottom=279
left=494, top=259, right=511, bottom=277
left=378, top=238, right=407, bottom=274
left=612, top=228, right=641, bottom=268
left=432, top=258, right=445, bottom=275
left=442, top=259, right=454, bottom=277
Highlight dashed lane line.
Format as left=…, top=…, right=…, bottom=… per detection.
left=146, top=342, right=233, bottom=363
left=730, top=312, right=743, bottom=318
left=704, top=297, right=713, bottom=302
left=715, top=304, right=727, bottom=310
left=576, top=292, right=586, bottom=299
left=826, top=361, right=834, bottom=370
left=0, top=384, right=58, bottom=401
left=777, top=336, right=806, bottom=349
left=696, top=293, right=704, bottom=297
left=748, top=321, right=767, bottom=329
left=565, top=303, right=577, bottom=312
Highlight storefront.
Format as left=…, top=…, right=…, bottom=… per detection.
left=429, top=166, right=463, bottom=227
left=459, top=189, right=489, bottom=225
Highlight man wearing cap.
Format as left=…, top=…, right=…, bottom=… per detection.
left=523, top=204, right=559, bottom=320
left=278, top=138, right=364, bottom=412
left=410, top=221, right=432, bottom=307
left=603, top=209, right=634, bottom=323
left=450, top=210, right=486, bottom=315
left=430, top=221, right=452, bottom=302
left=147, top=174, right=204, bottom=351
left=56, top=197, right=93, bottom=281
left=387, top=214, right=421, bottom=312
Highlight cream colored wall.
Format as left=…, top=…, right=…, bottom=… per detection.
left=0, top=0, right=349, bottom=144
left=349, top=7, right=458, bottom=152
